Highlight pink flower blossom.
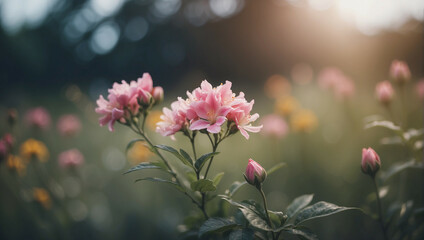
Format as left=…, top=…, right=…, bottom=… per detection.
left=58, top=149, right=84, bottom=168
left=156, top=98, right=188, bottom=137
left=157, top=80, right=261, bottom=138
left=57, top=115, right=82, bottom=137
left=334, top=77, right=355, bottom=99
left=416, top=79, right=424, bottom=101
left=361, top=147, right=381, bottom=176
left=390, top=60, right=411, bottom=84
left=260, top=114, right=288, bottom=139
left=96, top=73, right=163, bottom=131
left=2, top=133, right=14, bottom=148
left=375, top=81, right=394, bottom=104
left=25, top=107, right=51, bottom=129
left=245, top=159, right=267, bottom=185
left=317, top=67, right=345, bottom=90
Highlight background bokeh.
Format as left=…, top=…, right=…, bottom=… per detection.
left=0, top=0, right=423, bottom=239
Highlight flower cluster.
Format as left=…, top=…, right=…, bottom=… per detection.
left=95, top=73, right=164, bottom=131
left=156, top=80, right=262, bottom=139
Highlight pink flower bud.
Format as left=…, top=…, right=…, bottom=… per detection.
left=390, top=60, right=410, bottom=84
left=361, top=147, right=381, bottom=176
left=138, top=89, right=152, bottom=105
left=375, top=81, right=394, bottom=104
left=244, top=159, right=267, bottom=186
left=152, top=86, right=164, bottom=103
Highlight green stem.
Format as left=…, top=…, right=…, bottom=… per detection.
left=373, top=177, right=389, bottom=240
left=259, top=186, right=275, bottom=240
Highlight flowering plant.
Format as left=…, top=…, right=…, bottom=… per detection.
left=96, top=74, right=357, bottom=239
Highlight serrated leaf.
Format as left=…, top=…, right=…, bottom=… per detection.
left=380, top=160, right=424, bottom=182
left=213, top=172, right=225, bottom=186
left=294, top=201, right=356, bottom=225
left=226, top=181, right=248, bottom=197
left=267, top=162, right=286, bottom=175
left=125, top=138, right=145, bottom=153
left=286, top=194, right=314, bottom=218
left=239, top=208, right=272, bottom=231
left=155, top=145, right=195, bottom=170
left=364, top=120, right=402, bottom=133
left=135, top=177, right=184, bottom=192
left=195, top=152, right=220, bottom=170
left=124, top=162, right=161, bottom=174
left=229, top=228, right=254, bottom=240
left=191, top=179, right=216, bottom=193
left=284, top=228, right=318, bottom=240
left=198, top=218, right=238, bottom=237
left=180, top=149, right=194, bottom=166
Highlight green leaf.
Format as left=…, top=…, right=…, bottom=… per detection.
left=180, top=149, right=194, bottom=166
left=155, top=145, right=195, bottom=170
left=135, top=177, right=184, bottom=192
left=198, top=218, right=238, bottom=237
left=380, top=160, right=424, bottom=182
left=124, top=162, right=162, bottom=174
left=285, top=194, right=314, bottom=218
left=195, top=152, right=220, bottom=170
left=239, top=208, right=272, bottom=231
left=226, top=181, right=248, bottom=197
left=229, top=228, right=254, bottom=240
left=294, top=201, right=356, bottom=225
left=364, top=120, right=402, bottom=133
left=284, top=228, right=318, bottom=240
left=191, top=179, right=216, bottom=193
left=267, top=162, right=287, bottom=175
left=125, top=138, right=145, bottom=153
left=213, top=172, right=225, bottom=186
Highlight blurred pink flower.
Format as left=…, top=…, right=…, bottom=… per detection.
left=157, top=80, right=262, bottom=139
left=260, top=114, right=288, bottom=139
left=0, top=140, right=8, bottom=160
left=375, top=81, right=394, bottom=104
left=58, top=149, right=84, bottom=168
left=96, top=73, right=163, bottom=131
left=334, top=77, right=355, bottom=99
left=317, top=67, right=345, bottom=90
left=245, top=158, right=267, bottom=185
left=390, top=60, right=410, bottom=84
left=57, top=115, right=82, bottom=137
left=416, top=79, right=424, bottom=101
left=2, top=133, right=14, bottom=148
left=361, top=147, right=381, bottom=176
left=25, top=107, right=51, bottom=129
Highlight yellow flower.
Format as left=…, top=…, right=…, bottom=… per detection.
left=127, top=141, right=152, bottom=166
left=146, top=111, right=163, bottom=131
left=291, top=109, right=318, bottom=133
left=20, top=139, right=49, bottom=162
left=33, top=188, right=51, bottom=209
left=6, top=155, right=26, bottom=175
left=275, top=96, right=299, bottom=116
left=264, top=74, right=291, bottom=99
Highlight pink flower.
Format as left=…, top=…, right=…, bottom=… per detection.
left=375, top=81, right=394, bottom=104
left=334, top=77, right=355, bottom=99
left=390, top=60, right=411, bottom=84
left=25, top=107, right=51, bottom=129
left=244, top=159, right=267, bottom=185
left=317, top=67, right=345, bottom=90
left=157, top=80, right=261, bottom=138
left=2, top=133, right=14, bottom=148
left=152, top=86, right=164, bottom=103
left=57, top=115, right=82, bottom=137
left=58, top=149, right=84, bottom=168
left=156, top=98, right=188, bottom=137
left=361, top=147, right=381, bottom=176
left=96, top=73, right=163, bottom=131
left=260, top=114, right=288, bottom=139
left=416, top=79, right=424, bottom=101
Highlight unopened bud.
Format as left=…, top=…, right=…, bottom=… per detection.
left=375, top=81, right=394, bottom=105
left=361, top=147, right=381, bottom=177
left=244, top=158, right=267, bottom=186
left=390, top=60, right=410, bottom=84
left=152, top=86, right=164, bottom=104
